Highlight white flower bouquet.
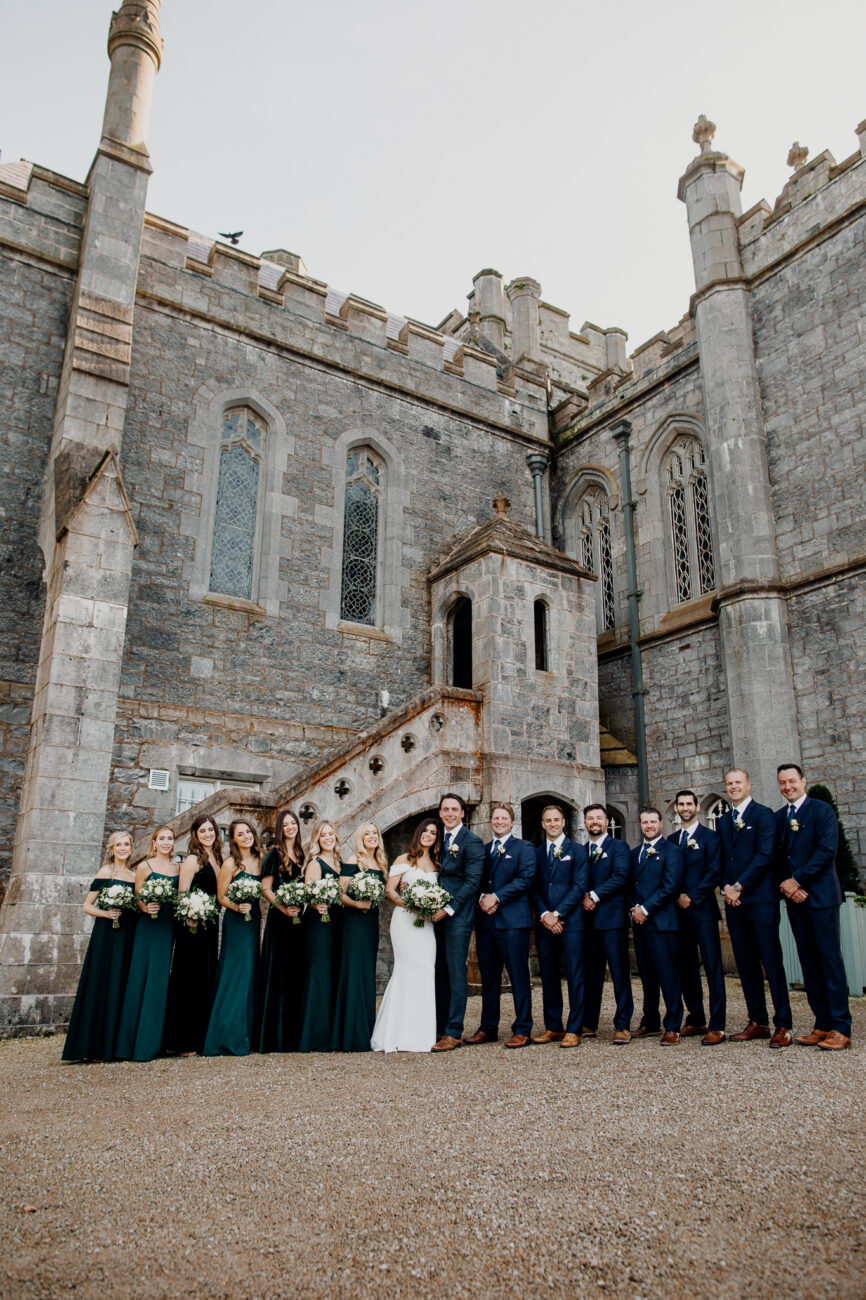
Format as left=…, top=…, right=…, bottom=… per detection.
left=226, top=876, right=261, bottom=921
left=174, top=888, right=219, bottom=933
left=273, top=878, right=306, bottom=924
left=137, top=875, right=178, bottom=918
left=401, top=879, right=452, bottom=928
left=95, top=883, right=137, bottom=929
left=304, top=875, right=342, bottom=923
left=346, top=871, right=386, bottom=906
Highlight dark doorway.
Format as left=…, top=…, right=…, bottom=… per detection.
left=451, top=597, right=473, bottom=689
left=520, top=795, right=579, bottom=848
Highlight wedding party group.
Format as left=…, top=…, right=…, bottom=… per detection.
left=62, top=762, right=852, bottom=1063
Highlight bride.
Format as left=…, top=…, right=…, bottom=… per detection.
left=371, top=817, right=441, bottom=1053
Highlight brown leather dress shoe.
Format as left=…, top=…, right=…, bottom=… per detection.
left=632, top=1025, right=661, bottom=1038
left=660, top=1031, right=680, bottom=1045
left=701, top=1030, right=725, bottom=1045
left=581, top=1027, right=597, bottom=1038
left=504, top=1033, right=531, bottom=1048
left=431, top=1035, right=462, bottom=1052
left=680, top=1024, right=708, bottom=1037
left=560, top=1033, right=581, bottom=1048
left=817, top=1030, right=851, bottom=1051
left=796, top=1028, right=830, bottom=1046
left=769, top=1026, right=792, bottom=1048
left=729, top=1021, right=771, bottom=1042
left=531, top=1029, right=565, bottom=1044
left=612, top=1029, right=631, bottom=1044
left=462, top=1029, right=496, bottom=1045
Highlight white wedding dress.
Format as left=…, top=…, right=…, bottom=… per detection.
left=370, top=866, right=438, bottom=1053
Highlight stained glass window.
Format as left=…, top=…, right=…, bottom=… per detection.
left=664, top=436, right=715, bottom=604
left=209, top=407, right=265, bottom=601
left=340, top=448, right=382, bottom=625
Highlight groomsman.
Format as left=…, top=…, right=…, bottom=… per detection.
left=776, top=764, right=851, bottom=1050
left=630, top=808, right=684, bottom=1044
left=433, top=792, right=484, bottom=1051
left=530, top=804, right=588, bottom=1048
left=581, top=804, right=634, bottom=1044
left=669, top=791, right=726, bottom=1045
left=720, top=768, right=793, bottom=1047
left=464, top=803, right=535, bottom=1048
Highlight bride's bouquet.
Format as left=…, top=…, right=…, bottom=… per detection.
left=137, top=875, right=178, bottom=918
left=226, top=876, right=261, bottom=921
left=346, top=871, right=386, bottom=906
left=273, top=878, right=306, bottom=924
left=401, top=879, right=452, bottom=928
left=174, top=888, right=219, bottom=933
left=304, top=875, right=342, bottom=923
left=94, top=883, right=137, bottom=929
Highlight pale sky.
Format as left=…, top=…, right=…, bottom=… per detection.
left=2, top=1, right=863, bottom=350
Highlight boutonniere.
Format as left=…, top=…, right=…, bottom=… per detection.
left=789, top=819, right=800, bottom=833
left=496, top=843, right=506, bottom=856
left=734, top=815, right=746, bottom=831
left=448, top=844, right=459, bottom=857
left=645, top=846, right=658, bottom=858
left=686, top=838, right=699, bottom=851
left=552, top=846, right=563, bottom=860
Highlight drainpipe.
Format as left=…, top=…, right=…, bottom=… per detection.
left=612, top=419, right=649, bottom=806
left=525, top=451, right=549, bottom=541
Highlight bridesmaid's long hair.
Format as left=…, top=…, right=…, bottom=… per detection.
left=352, top=821, right=388, bottom=874
left=188, top=815, right=223, bottom=871
left=227, top=818, right=263, bottom=876
left=274, top=808, right=305, bottom=877
left=307, top=820, right=340, bottom=862
left=406, top=818, right=441, bottom=867
left=102, top=830, right=132, bottom=868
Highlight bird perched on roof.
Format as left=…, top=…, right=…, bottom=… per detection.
left=219, top=231, right=243, bottom=245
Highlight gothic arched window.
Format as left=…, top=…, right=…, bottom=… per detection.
left=707, top=796, right=730, bottom=831
left=578, top=488, right=615, bottom=632
left=209, top=406, right=265, bottom=600
left=340, top=448, right=383, bottom=626
left=664, top=437, right=715, bottom=605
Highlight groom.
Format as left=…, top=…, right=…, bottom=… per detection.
left=433, top=792, right=484, bottom=1051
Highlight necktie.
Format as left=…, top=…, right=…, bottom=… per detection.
left=445, top=832, right=453, bottom=852
left=680, top=829, right=687, bottom=846
left=787, top=804, right=796, bottom=822
left=548, top=841, right=555, bottom=863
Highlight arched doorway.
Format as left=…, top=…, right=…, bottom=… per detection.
left=450, top=597, right=473, bottom=689
left=519, top=794, right=579, bottom=848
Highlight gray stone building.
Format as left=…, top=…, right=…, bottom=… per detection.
left=0, top=2, right=863, bottom=1031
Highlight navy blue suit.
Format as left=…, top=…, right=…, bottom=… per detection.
left=630, top=838, right=684, bottom=1033
left=475, top=834, right=536, bottom=1037
left=720, top=799, right=791, bottom=1029
left=583, top=835, right=634, bottom=1032
left=668, top=823, right=726, bottom=1032
left=776, top=797, right=850, bottom=1036
left=435, top=822, right=484, bottom=1039
left=531, top=836, right=588, bottom=1034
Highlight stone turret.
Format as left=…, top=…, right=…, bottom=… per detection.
left=471, top=268, right=507, bottom=352
left=678, top=116, right=800, bottom=799
left=101, top=1, right=163, bottom=162
left=506, top=276, right=542, bottom=366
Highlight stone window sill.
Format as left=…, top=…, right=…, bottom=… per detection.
left=337, top=619, right=393, bottom=643
left=203, top=592, right=267, bottom=616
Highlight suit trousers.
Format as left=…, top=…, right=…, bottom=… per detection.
left=476, top=925, right=533, bottom=1037
left=534, top=923, right=584, bottom=1034
left=435, top=911, right=474, bottom=1040
left=787, top=902, right=851, bottom=1036
left=583, top=923, right=634, bottom=1031
left=676, top=911, right=727, bottom=1032
left=725, top=901, right=792, bottom=1029
left=632, top=928, right=683, bottom=1033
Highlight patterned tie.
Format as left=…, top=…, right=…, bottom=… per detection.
left=548, top=841, right=555, bottom=864
left=787, top=804, right=796, bottom=822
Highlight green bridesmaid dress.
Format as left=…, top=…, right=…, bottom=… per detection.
left=331, top=863, right=382, bottom=1051
left=298, top=859, right=341, bottom=1053
left=255, top=849, right=305, bottom=1053
left=202, top=870, right=261, bottom=1057
left=163, top=861, right=219, bottom=1055
left=62, top=877, right=138, bottom=1062
left=114, top=869, right=178, bottom=1062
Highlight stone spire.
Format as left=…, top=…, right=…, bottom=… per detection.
left=100, top=1, right=163, bottom=163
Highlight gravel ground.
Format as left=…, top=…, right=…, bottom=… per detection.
left=1, top=978, right=863, bottom=1300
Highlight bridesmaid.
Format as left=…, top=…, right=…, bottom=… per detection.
left=202, top=818, right=263, bottom=1057
left=297, top=820, right=342, bottom=1053
left=332, top=821, right=387, bottom=1051
left=255, top=808, right=306, bottom=1053
left=115, top=825, right=180, bottom=1062
left=164, top=814, right=222, bottom=1056
left=63, top=830, right=138, bottom=1062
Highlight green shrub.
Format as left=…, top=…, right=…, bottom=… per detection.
left=807, top=783, right=862, bottom=893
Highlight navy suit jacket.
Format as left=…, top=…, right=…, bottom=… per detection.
left=531, top=836, right=588, bottom=926
left=629, top=838, right=682, bottom=931
left=478, top=834, right=535, bottom=930
left=666, top=823, right=722, bottom=921
left=586, top=834, right=631, bottom=931
left=437, top=823, right=484, bottom=921
left=775, top=797, right=841, bottom=910
left=718, top=799, right=778, bottom=906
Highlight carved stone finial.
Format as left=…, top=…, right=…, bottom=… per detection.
left=692, top=115, right=716, bottom=155
left=787, top=141, right=809, bottom=170
left=108, top=1, right=163, bottom=70
left=493, top=490, right=510, bottom=518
